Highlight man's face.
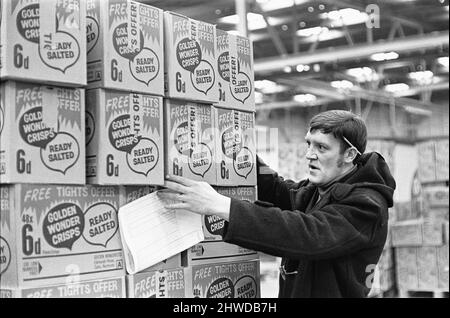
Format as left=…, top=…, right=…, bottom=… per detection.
left=305, top=130, right=347, bottom=186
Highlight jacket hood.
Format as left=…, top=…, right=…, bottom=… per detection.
left=344, top=152, right=396, bottom=207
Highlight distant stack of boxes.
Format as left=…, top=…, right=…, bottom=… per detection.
left=391, top=138, right=449, bottom=295
left=1, top=0, right=260, bottom=298
left=0, top=0, right=126, bottom=298
left=364, top=140, right=397, bottom=296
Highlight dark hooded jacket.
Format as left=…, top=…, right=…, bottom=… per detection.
left=222, top=152, right=396, bottom=298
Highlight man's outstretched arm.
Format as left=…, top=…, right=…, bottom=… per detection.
left=256, top=155, right=305, bottom=210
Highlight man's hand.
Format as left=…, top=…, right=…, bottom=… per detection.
left=157, top=175, right=231, bottom=221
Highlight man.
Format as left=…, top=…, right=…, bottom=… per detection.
left=159, top=110, right=396, bottom=298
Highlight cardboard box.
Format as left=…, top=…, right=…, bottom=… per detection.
left=127, top=268, right=187, bottom=298
left=0, top=81, right=85, bottom=184
left=0, top=276, right=126, bottom=298
left=435, top=139, right=449, bottom=181
left=395, top=247, right=419, bottom=290
left=215, top=30, right=255, bottom=112
left=417, top=141, right=436, bottom=183
left=0, top=0, right=86, bottom=86
left=182, top=241, right=258, bottom=266
left=437, top=245, right=449, bottom=289
left=417, top=247, right=439, bottom=290
left=391, top=219, right=446, bottom=247
left=202, top=187, right=257, bottom=241
left=164, top=99, right=216, bottom=184
left=187, top=259, right=260, bottom=298
left=164, top=12, right=218, bottom=103
left=86, top=89, right=164, bottom=185
left=0, top=184, right=125, bottom=288
left=215, top=107, right=257, bottom=186
left=86, top=0, right=164, bottom=95
left=423, top=186, right=449, bottom=208
left=120, top=186, right=158, bottom=206
left=395, top=245, right=449, bottom=291
left=393, top=202, right=413, bottom=221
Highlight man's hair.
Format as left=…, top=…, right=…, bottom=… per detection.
left=309, top=110, right=367, bottom=158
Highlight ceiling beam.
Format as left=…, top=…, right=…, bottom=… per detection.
left=289, top=78, right=444, bottom=112
left=253, top=1, right=288, bottom=56
left=254, top=31, right=449, bottom=74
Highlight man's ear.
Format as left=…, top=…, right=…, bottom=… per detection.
left=344, top=148, right=358, bottom=163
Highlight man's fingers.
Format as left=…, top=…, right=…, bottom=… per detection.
left=166, top=175, right=196, bottom=187
left=165, top=203, right=190, bottom=211
left=163, top=180, right=189, bottom=194
left=157, top=191, right=183, bottom=202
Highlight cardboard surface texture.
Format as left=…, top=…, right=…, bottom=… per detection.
left=215, top=29, right=255, bottom=111
left=0, top=184, right=125, bottom=288
left=417, top=141, right=436, bottom=183
left=187, top=259, right=260, bottom=298
left=0, top=81, right=85, bottom=184
left=183, top=241, right=258, bottom=266
left=391, top=219, right=445, bottom=247
left=215, top=107, right=257, bottom=186
left=0, top=0, right=86, bottom=86
left=86, top=0, right=164, bottom=95
left=86, top=89, right=164, bottom=185
left=0, top=276, right=126, bottom=298
left=164, top=99, right=216, bottom=184
left=164, top=12, right=218, bottom=103
left=127, top=268, right=187, bottom=298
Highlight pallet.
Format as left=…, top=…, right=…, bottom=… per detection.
left=398, top=289, right=449, bottom=298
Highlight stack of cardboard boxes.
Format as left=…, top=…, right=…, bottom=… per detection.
left=0, top=0, right=127, bottom=298
left=390, top=138, right=449, bottom=296
left=1, top=0, right=260, bottom=298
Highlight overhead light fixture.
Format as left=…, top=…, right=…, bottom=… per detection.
left=384, top=83, right=410, bottom=93
left=331, top=80, right=354, bottom=90
left=255, top=80, right=288, bottom=94
left=296, top=26, right=329, bottom=37
left=321, top=8, right=370, bottom=27
left=219, top=13, right=282, bottom=31
left=297, top=28, right=344, bottom=43
left=437, top=56, right=449, bottom=70
left=256, top=0, right=309, bottom=11
left=283, top=66, right=293, bottom=73
left=294, top=94, right=317, bottom=104
left=408, top=70, right=434, bottom=84
left=370, top=52, right=400, bottom=61
left=296, top=64, right=310, bottom=72
left=346, top=67, right=380, bottom=83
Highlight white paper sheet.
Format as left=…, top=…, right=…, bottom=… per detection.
left=118, top=191, right=204, bottom=274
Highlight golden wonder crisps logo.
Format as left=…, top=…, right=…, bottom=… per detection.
left=43, top=202, right=84, bottom=250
